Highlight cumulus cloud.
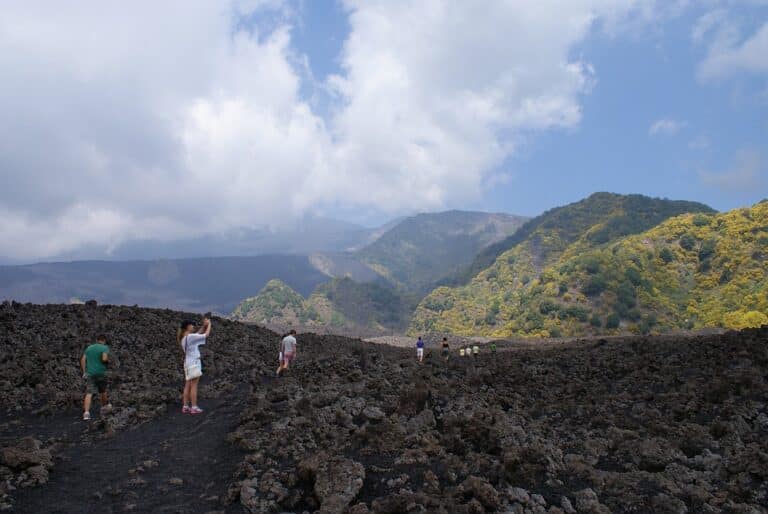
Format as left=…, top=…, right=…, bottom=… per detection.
left=649, top=118, right=687, bottom=136
left=0, top=0, right=681, bottom=260
left=699, top=149, right=766, bottom=191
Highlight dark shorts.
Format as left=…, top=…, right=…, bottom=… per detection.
left=86, top=375, right=108, bottom=395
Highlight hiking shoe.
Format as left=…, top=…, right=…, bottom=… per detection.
left=189, top=406, right=204, bottom=415
left=83, top=411, right=91, bottom=421
left=182, top=405, right=191, bottom=414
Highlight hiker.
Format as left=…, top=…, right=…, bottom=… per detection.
left=277, top=329, right=298, bottom=376
left=179, top=317, right=211, bottom=414
left=465, top=346, right=472, bottom=358
left=472, top=345, right=480, bottom=356
left=416, top=336, right=425, bottom=363
left=490, top=342, right=497, bottom=353
left=441, top=337, right=450, bottom=361
left=81, top=335, right=112, bottom=421
left=459, top=348, right=465, bottom=357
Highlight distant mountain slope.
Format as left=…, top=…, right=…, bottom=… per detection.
left=441, top=193, right=716, bottom=287
left=0, top=256, right=328, bottom=314
left=356, top=210, right=527, bottom=293
left=21, top=217, right=382, bottom=263
left=411, top=193, right=719, bottom=336
left=231, top=277, right=415, bottom=335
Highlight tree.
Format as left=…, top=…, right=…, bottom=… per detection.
left=679, top=234, right=697, bottom=251
left=659, top=247, right=675, bottom=263
left=606, top=314, right=621, bottom=329
left=583, top=274, right=608, bottom=296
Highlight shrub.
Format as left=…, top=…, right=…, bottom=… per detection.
left=606, top=314, right=621, bottom=329
left=693, top=214, right=710, bottom=227
left=583, top=274, right=608, bottom=296
left=558, top=283, right=569, bottom=295
left=616, top=281, right=637, bottom=308
left=625, top=267, right=642, bottom=286
left=583, top=258, right=601, bottom=275
left=539, top=300, right=559, bottom=315
left=549, top=327, right=562, bottom=338
left=698, top=239, right=717, bottom=261
left=679, top=233, right=697, bottom=251
left=659, top=247, right=675, bottom=263
left=564, top=306, right=589, bottom=322
left=589, top=314, right=602, bottom=328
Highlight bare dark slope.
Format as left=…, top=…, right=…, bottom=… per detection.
left=1, top=302, right=767, bottom=513
left=0, top=255, right=328, bottom=314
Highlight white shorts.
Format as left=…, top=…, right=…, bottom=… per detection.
left=184, top=359, right=202, bottom=381
left=416, top=348, right=424, bottom=357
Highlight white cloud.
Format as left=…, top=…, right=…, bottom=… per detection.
left=0, top=0, right=680, bottom=260
left=649, top=118, right=687, bottom=136
left=700, top=149, right=766, bottom=191
left=697, top=10, right=768, bottom=80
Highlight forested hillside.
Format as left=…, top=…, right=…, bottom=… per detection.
left=231, top=277, right=416, bottom=334
left=411, top=202, right=767, bottom=337
left=439, top=192, right=715, bottom=287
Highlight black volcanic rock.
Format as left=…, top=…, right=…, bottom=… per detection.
left=0, top=303, right=767, bottom=513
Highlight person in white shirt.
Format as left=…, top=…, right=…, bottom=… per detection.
left=276, top=329, right=298, bottom=377
left=178, top=318, right=211, bottom=414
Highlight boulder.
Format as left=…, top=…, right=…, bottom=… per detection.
left=314, top=457, right=365, bottom=514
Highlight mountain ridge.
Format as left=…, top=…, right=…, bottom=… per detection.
left=411, top=200, right=765, bottom=337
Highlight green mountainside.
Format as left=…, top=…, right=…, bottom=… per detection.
left=356, top=210, right=527, bottom=293
left=411, top=201, right=768, bottom=337
left=230, top=210, right=528, bottom=333
left=440, top=192, right=715, bottom=287
left=230, top=278, right=417, bottom=334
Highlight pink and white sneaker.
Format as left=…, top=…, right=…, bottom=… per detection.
left=182, top=405, right=191, bottom=414
left=189, top=406, right=204, bottom=415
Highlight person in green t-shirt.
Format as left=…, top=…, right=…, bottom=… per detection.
left=80, top=335, right=112, bottom=421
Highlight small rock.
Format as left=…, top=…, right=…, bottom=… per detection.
left=362, top=406, right=385, bottom=421
left=508, top=487, right=531, bottom=505
left=169, top=477, right=184, bottom=486
left=561, top=496, right=576, bottom=514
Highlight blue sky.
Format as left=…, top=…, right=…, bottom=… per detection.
left=0, top=1, right=766, bottom=259
left=291, top=0, right=767, bottom=219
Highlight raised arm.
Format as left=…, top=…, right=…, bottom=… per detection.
left=198, top=318, right=212, bottom=336
left=80, top=354, right=86, bottom=375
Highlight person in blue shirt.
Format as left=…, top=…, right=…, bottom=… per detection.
left=416, top=336, right=425, bottom=364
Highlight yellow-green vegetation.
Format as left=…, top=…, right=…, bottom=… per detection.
left=231, top=277, right=417, bottom=333
left=230, top=279, right=327, bottom=326
left=410, top=196, right=768, bottom=338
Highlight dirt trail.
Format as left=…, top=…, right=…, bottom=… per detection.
left=12, top=388, right=250, bottom=514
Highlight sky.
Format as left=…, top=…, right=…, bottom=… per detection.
left=0, top=0, right=766, bottom=261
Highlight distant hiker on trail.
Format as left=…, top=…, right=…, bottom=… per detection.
left=81, top=335, right=112, bottom=421
left=416, top=336, right=425, bottom=363
left=459, top=348, right=465, bottom=357
left=276, top=330, right=298, bottom=377
left=441, top=337, right=450, bottom=361
left=179, top=317, right=211, bottom=414
left=491, top=342, right=497, bottom=353
left=472, top=345, right=480, bottom=357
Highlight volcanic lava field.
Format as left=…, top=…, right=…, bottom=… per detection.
left=1, top=302, right=767, bottom=513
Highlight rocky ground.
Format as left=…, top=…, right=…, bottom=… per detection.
left=1, top=301, right=767, bottom=513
